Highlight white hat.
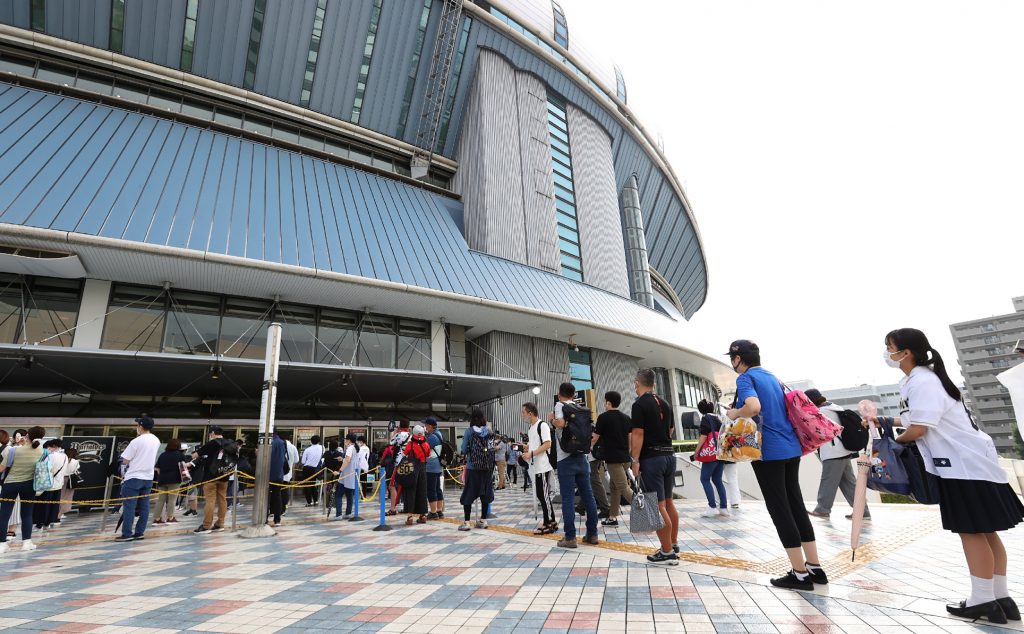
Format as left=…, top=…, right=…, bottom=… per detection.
left=412, top=424, right=425, bottom=436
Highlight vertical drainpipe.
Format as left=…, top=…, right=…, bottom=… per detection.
left=621, top=175, right=655, bottom=308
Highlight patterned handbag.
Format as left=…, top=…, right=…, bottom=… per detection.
left=628, top=475, right=665, bottom=535
left=695, top=432, right=719, bottom=463
left=716, top=417, right=762, bottom=462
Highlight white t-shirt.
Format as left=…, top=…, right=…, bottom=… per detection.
left=302, top=444, right=324, bottom=468
left=357, top=445, right=370, bottom=473
left=527, top=420, right=553, bottom=476
left=48, top=451, right=69, bottom=491
left=899, top=366, right=1006, bottom=483
left=818, top=404, right=856, bottom=462
left=120, top=433, right=161, bottom=481
left=553, top=401, right=571, bottom=462
left=284, top=441, right=299, bottom=481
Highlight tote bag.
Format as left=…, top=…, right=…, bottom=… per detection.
left=628, top=476, right=665, bottom=535
left=866, top=421, right=911, bottom=496
left=695, top=432, right=719, bottom=463
left=716, top=417, right=762, bottom=462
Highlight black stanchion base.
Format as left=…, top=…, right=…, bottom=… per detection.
left=371, top=524, right=392, bottom=532
left=485, top=513, right=497, bottom=519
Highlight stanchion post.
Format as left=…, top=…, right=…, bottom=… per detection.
left=372, top=472, right=391, bottom=532
left=350, top=471, right=363, bottom=522
left=230, top=474, right=238, bottom=533
left=239, top=322, right=282, bottom=539
left=99, top=475, right=113, bottom=534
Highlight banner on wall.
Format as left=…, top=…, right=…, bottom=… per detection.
left=62, top=436, right=117, bottom=505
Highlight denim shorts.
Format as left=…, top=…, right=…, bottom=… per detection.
left=639, top=453, right=675, bottom=502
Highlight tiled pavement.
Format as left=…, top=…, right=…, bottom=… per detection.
left=1, top=484, right=1023, bottom=633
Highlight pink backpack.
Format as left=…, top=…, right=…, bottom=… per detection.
left=783, top=389, right=843, bottom=456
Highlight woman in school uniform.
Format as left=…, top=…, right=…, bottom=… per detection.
left=874, top=328, right=1023, bottom=624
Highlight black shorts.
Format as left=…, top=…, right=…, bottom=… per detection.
left=639, top=454, right=675, bottom=502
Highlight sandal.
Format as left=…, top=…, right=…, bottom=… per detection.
left=405, top=516, right=416, bottom=526
left=533, top=524, right=557, bottom=536
left=385, top=510, right=397, bottom=517
left=417, top=515, right=427, bottom=525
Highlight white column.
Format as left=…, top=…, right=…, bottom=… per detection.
left=431, top=321, right=446, bottom=373
left=71, top=279, right=112, bottom=349
left=667, top=367, right=683, bottom=440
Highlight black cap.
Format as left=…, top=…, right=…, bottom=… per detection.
left=725, top=340, right=759, bottom=357
left=134, top=414, right=155, bottom=430
left=209, top=425, right=224, bottom=435
left=804, top=389, right=825, bottom=405
left=423, top=416, right=438, bottom=427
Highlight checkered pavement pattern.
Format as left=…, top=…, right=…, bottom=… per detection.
left=0, top=486, right=1022, bottom=633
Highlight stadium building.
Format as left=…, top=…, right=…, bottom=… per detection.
left=0, top=0, right=729, bottom=449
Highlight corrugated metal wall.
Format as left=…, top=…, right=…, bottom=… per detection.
left=567, top=103, right=630, bottom=298
left=0, top=2, right=708, bottom=316
left=43, top=0, right=111, bottom=50
left=0, top=1, right=30, bottom=29
left=455, top=50, right=558, bottom=272
left=591, top=348, right=640, bottom=415
left=467, top=330, right=569, bottom=438
left=123, top=0, right=187, bottom=69
left=192, top=0, right=256, bottom=87
left=252, top=0, right=316, bottom=104
left=305, top=0, right=374, bottom=123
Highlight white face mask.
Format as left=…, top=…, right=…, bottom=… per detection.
left=884, top=350, right=904, bottom=368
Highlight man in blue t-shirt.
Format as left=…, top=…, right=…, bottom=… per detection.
left=725, top=339, right=821, bottom=592
left=423, top=418, right=445, bottom=520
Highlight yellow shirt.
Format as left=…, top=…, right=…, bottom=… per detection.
left=1, top=444, right=44, bottom=484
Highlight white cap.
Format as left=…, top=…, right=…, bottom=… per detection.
left=412, top=424, right=425, bottom=436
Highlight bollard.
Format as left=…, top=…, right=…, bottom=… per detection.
left=230, top=479, right=238, bottom=533
left=372, top=473, right=391, bottom=532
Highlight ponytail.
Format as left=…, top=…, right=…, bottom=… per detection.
left=885, top=329, right=961, bottom=402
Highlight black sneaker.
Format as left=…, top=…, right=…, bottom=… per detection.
left=210, top=525, right=225, bottom=533
left=947, top=600, right=1008, bottom=624
left=598, top=510, right=610, bottom=520
left=770, top=571, right=814, bottom=591
left=114, top=535, right=133, bottom=542
left=672, top=543, right=680, bottom=554
left=647, top=550, right=679, bottom=565
left=998, top=597, right=1021, bottom=621
left=806, top=565, right=828, bottom=585
left=132, top=535, right=145, bottom=541
left=601, top=518, right=619, bottom=527
left=194, top=526, right=210, bottom=534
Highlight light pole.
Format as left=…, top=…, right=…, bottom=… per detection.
left=240, top=322, right=282, bottom=539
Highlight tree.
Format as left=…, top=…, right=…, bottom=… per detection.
left=1013, top=426, right=1024, bottom=460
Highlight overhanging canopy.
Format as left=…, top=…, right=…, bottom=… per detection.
left=0, top=344, right=538, bottom=407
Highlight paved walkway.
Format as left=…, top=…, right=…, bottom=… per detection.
left=1, top=484, right=1022, bottom=633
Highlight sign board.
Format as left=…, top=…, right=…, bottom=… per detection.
left=63, top=436, right=117, bottom=505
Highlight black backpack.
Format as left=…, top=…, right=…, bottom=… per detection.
left=558, top=402, right=593, bottom=455
left=837, top=409, right=869, bottom=453
left=439, top=441, right=456, bottom=467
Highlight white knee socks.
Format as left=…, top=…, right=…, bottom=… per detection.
left=968, top=575, right=996, bottom=607
left=994, top=574, right=1009, bottom=599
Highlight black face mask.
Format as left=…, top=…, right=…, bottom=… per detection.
left=731, top=358, right=741, bottom=374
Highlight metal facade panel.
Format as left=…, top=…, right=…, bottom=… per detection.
left=253, top=0, right=316, bottom=104
left=517, top=68, right=559, bottom=273
left=192, top=0, right=255, bottom=86
left=0, top=85, right=675, bottom=335
left=0, top=0, right=29, bottom=28
left=439, top=15, right=479, bottom=158
left=358, top=0, right=419, bottom=135
left=566, top=103, right=629, bottom=298
left=123, top=0, right=187, bottom=69
left=42, top=0, right=111, bottom=49
left=306, top=0, right=373, bottom=121
left=591, top=348, right=640, bottom=414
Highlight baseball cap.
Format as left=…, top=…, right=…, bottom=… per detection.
left=134, top=414, right=155, bottom=430
left=423, top=416, right=438, bottom=427
left=804, top=389, right=825, bottom=404
left=725, top=340, right=759, bottom=357
left=209, top=425, right=224, bottom=434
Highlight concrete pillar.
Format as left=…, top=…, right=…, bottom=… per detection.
left=667, top=367, right=683, bottom=440
left=431, top=321, right=446, bottom=373
left=72, top=279, right=111, bottom=349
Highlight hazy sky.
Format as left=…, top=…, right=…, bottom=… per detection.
left=560, top=0, right=1024, bottom=390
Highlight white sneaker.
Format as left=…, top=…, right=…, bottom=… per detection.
left=475, top=519, right=488, bottom=529
left=718, top=508, right=732, bottom=517
left=0, top=541, right=8, bottom=554
left=21, top=540, right=36, bottom=552
left=700, top=508, right=718, bottom=518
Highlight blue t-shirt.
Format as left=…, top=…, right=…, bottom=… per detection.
left=735, top=367, right=800, bottom=461
left=425, top=430, right=443, bottom=474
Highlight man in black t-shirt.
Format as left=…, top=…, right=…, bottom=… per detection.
left=630, top=369, right=679, bottom=565
left=593, top=391, right=633, bottom=527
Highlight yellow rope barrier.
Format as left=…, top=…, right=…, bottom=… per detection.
left=0, top=470, right=236, bottom=505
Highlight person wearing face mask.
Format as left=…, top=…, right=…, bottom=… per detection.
left=724, top=340, right=823, bottom=591
left=869, top=328, right=1023, bottom=624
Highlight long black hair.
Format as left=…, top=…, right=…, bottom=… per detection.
left=885, top=328, right=961, bottom=402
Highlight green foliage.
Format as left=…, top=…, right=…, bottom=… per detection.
left=1013, top=426, right=1024, bottom=460
left=880, top=493, right=917, bottom=504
